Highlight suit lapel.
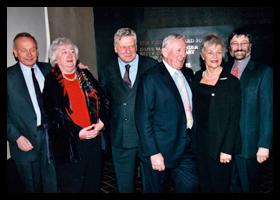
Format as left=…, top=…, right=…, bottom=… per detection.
left=10, top=63, right=35, bottom=110
left=37, top=62, right=50, bottom=77
left=110, top=58, right=131, bottom=94
left=240, top=60, right=255, bottom=88
left=159, top=63, right=185, bottom=110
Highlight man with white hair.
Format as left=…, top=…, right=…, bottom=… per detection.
left=135, top=34, right=198, bottom=193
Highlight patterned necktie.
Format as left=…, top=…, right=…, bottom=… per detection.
left=123, top=64, right=131, bottom=88
left=31, top=68, right=44, bottom=123
left=232, top=64, right=239, bottom=79
left=175, top=71, right=193, bottom=129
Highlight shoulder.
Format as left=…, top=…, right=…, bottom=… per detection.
left=7, top=62, right=20, bottom=75
left=101, top=57, right=118, bottom=70
left=139, top=55, right=158, bottom=65
left=253, top=60, right=273, bottom=73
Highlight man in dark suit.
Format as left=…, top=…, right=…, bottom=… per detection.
left=224, top=28, right=273, bottom=193
left=7, top=32, right=57, bottom=192
left=135, top=34, right=198, bottom=193
left=98, top=28, right=158, bottom=192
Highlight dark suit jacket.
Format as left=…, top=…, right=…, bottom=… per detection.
left=7, top=62, right=52, bottom=162
left=224, top=59, right=273, bottom=159
left=193, top=69, right=242, bottom=159
left=99, top=55, right=158, bottom=148
left=135, top=62, right=196, bottom=168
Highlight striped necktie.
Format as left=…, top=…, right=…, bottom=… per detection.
left=175, top=70, right=193, bottom=129
left=31, top=68, right=44, bottom=124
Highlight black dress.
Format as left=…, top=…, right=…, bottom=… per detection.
left=195, top=82, right=232, bottom=193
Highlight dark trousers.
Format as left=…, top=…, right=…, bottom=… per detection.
left=230, top=154, right=262, bottom=193
left=111, top=146, right=139, bottom=193
left=142, top=152, right=198, bottom=193
left=197, top=153, right=233, bottom=193
left=15, top=128, right=58, bottom=193
left=55, top=136, right=102, bottom=193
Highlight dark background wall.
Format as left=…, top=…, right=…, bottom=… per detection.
left=93, top=7, right=273, bottom=73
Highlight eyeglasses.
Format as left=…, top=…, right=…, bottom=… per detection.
left=230, top=41, right=250, bottom=48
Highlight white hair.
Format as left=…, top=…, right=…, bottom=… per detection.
left=48, top=37, right=79, bottom=67
left=162, top=34, right=186, bottom=49
left=114, top=28, right=137, bottom=46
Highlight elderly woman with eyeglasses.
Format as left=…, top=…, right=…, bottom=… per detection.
left=192, top=33, right=242, bottom=193
left=43, top=37, right=109, bottom=193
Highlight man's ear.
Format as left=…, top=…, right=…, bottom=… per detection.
left=161, top=47, right=168, bottom=58
left=12, top=48, right=18, bottom=58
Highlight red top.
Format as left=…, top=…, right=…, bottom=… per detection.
left=63, top=72, right=91, bottom=139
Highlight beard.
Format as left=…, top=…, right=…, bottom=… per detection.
left=230, top=48, right=251, bottom=61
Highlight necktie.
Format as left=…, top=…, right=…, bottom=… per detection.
left=123, top=64, right=131, bottom=88
left=31, top=68, right=44, bottom=124
left=232, top=64, right=239, bottom=79
left=175, top=71, right=193, bottom=129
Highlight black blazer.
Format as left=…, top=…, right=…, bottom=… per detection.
left=135, top=62, right=196, bottom=168
left=7, top=62, right=52, bottom=162
left=224, top=59, right=273, bottom=159
left=99, top=55, right=158, bottom=148
left=43, top=68, right=109, bottom=165
left=193, top=68, right=242, bottom=159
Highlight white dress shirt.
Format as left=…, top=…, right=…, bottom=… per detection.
left=19, top=62, right=45, bottom=126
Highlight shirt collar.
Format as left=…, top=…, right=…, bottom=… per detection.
left=118, top=54, right=139, bottom=68
left=234, top=55, right=251, bottom=69
left=19, top=62, right=38, bottom=76
left=163, top=59, right=179, bottom=76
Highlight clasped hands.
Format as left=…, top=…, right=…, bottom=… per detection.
left=79, top=119, right=104, bottom=140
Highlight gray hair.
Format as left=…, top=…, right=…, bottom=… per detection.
left=48, top=37, right=79, bottom=67
left=200, top=33, right=227, bottom=57
left=114, top=28, right=137, bottom=46
left=162, top=34, right=186, bottom=49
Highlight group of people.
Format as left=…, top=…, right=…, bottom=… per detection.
left=7, top=27, right=273, bottom=193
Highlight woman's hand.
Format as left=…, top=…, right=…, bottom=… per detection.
left=220, top=152, right=232, bottom=163
left=78, top=119, right=104, bottom=140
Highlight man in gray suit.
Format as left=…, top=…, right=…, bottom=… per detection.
left=224, top=28, right=273, bottom=193
left=99, top=28, right=158, bottom=192
left=7, top=32, right=57, bottom=192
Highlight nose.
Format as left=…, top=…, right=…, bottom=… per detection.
left=125, top=47, right=131, bottom=54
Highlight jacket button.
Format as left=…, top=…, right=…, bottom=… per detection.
left=211, top=93, right=215, bottom=96
left=123, top=103, right=127, bottom=106
left=124, top=118, right=128, bottom=121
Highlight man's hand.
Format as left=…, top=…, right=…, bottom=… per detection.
left=77, top=63, right=89, bottom=70
left=256, top=147, right=269, bottom=163
left=16, top=136, right=33, bottom=152
left=220, top=152, right=232, bottom=163
left=150, top=153, right=165, bottom=171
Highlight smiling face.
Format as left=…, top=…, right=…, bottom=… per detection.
left=13, top=37, right=38, bottom=68
left=114, top=36, right=137, bottom=63
left=56, top=44, right=77, bottom=74
left=229, top=35, right=252, bottom=62
left=201, top=44, right=223, bottom=69
left=161, top=38, right=187, bottom=70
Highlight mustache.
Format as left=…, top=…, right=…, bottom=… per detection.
left=234, top=50, right=246, bottom=53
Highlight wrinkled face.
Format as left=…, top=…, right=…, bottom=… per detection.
left=162, top=38, right=187, bottom=70
left=13, top=37, right=38, bottom=68
left=114, top=36, right=137, bottom=63
left=229, top=35, right=252, bottom=61
left=56, top=45, right=77, bottom=74
left=201, top=44, right=223, bottom=69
